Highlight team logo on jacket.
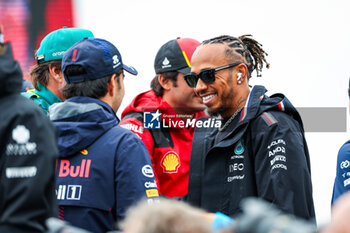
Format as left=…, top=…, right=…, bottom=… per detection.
left=6, top=125, right=37, bottom=156
left=161, top=151, right=180, bottom=173
left=143, top=110, right=161, bottom=129
left=234, top=139, right=244, bottom=155
left=80, top=149, right=88, bottom=155
left=146, top=189, right=159, bottom=197
left=142, top=165, right=155, bottom=178
left=341, top=160, right=350, bottom=169
left=58, top=159, right=91, bottom=178
left=56, top=185, right=82, bottom=200
left=13, top=125, right=30, bottom=143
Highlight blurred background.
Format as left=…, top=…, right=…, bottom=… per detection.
left=1, top=0, right=349, bottom=226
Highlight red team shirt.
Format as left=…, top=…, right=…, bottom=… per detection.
left=120, top=90, right=206, bottom=197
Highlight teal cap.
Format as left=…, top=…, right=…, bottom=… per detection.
left=35, top=27, right=94, bottom=64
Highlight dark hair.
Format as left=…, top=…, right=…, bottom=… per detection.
left=202, top=35, right=270, bottom=78
left=61, top=65, right=123, bottom=99
left=150, top=71, right=178, bottom=97
left=30, top=60, right=61, bottom=90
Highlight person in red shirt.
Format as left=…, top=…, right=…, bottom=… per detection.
left=120, top=38, right=206, bottom=198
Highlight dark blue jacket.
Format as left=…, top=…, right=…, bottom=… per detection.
left=187, top=85, right=315, bottom=221
left=49, top=97, right=159, bottom=233
left=331, top=140, right=350, bottom=204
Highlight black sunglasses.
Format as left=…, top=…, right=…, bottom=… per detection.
left=184, top=62, right=242, bottom=88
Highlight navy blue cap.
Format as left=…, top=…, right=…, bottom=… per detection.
left=62, top=38, right=137, bottom=84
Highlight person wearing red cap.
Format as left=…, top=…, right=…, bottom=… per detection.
left=119, top=38, right=206, bottom=198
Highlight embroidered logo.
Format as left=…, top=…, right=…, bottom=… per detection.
left=161, top=57, right=171, bottom=68
left=142, top=165, right=154, bottom=178
left=161, top=151, right=180, bottom=173
left=113, top=55, right=119, bottom=64
left=6, top=125, right=37, bottom=156
left=80, top=149, right=88, bottom=155
left=234, top=139, right=244, bottom=155
left=112, top=55, right=121, bottom=68
left=13, top=125, right=30, bottom=144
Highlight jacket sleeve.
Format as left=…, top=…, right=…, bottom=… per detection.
left=249, top=111, right=315, bottom=220
left=119, top=114, right=160, bottom=187
left=0, top=106, right=59, bottom=233
left=114, top=132, right=159, bottom=221
left=331, top=141, right=350, bottom=205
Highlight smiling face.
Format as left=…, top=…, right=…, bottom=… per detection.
left=165, top=72, right=206, bottom=115
left=191, top=43, right=249, bottom=118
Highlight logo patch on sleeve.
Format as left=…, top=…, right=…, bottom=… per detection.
left=146, top=189, right=159, bottom=197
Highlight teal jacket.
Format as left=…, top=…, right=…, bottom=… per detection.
left=21, top=82, right=62, bottom=113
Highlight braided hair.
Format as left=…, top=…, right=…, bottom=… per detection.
left=202, top=35, right=270, bottom=78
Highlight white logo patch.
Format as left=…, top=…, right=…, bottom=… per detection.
left=145, top=181, right=157, bottom=188
left=161, top=57, right=171, bottom=69
left=341, top=160, right=350, bottom=169
left=13, top=125, right=30, bottom=144
left=6, top=166, right=37, bottom=178
left=163, top=57, right=169, bottom=65
left=112, top=55, right=121, bottom=68
left=7, top=125, right=37, bottom=156
left=142, top=165, right=154, bottom=178
left=113, top=55, right=119, bottom=64
left=52, top=51, right=65, bottom=56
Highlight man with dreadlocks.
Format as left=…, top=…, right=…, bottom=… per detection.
left=185, top=35, right=315, bottom=221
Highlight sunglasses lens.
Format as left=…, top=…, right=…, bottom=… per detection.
left=200, top=69, right=215, bottom=85
left=184, top=74, right=198, bottom=88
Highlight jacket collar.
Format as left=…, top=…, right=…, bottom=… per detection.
left=34, top=82, right=62, bottom=105
left=212, top=85, right=278, bottom=148
left=66, top=96, right=119, bottom=121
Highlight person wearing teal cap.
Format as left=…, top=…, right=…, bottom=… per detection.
left=22, top=27, right=94, bottom=113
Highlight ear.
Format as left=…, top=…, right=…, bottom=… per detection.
left=49, top=64, right=64, bottom=84
left=236, top=64, right=249, bottom=84
left=158, top=74, right=171, bottom=91
left=108, top=74, right=117, bottom=96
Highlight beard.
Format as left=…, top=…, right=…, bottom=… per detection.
left=207, top=90, right=235, bottom=118
left=203, top=74, right=237, bottom=118
left=206, top=105, right=227, bottom=118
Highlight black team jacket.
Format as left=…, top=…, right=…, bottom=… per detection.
left=0, top=43, right=59, bottom=233
left=187, top=85, right=315, bottom=221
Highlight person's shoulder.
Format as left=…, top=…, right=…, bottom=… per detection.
left=109, top=124, right=143, bottom=141
left=0, top=95, right=52, bottom=131
left=340, top=140, right=350, bottom=150
left=21, top=89, right=50, bottom=111
left=9, top=94, right=45, bottom=115
left=252, top=110, right=300, bottom=132
left=21, top=89, right=39, bottom=99
left=338, top=140, right=350, bottom=158
left=106, top=125, right=147, bottom=154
